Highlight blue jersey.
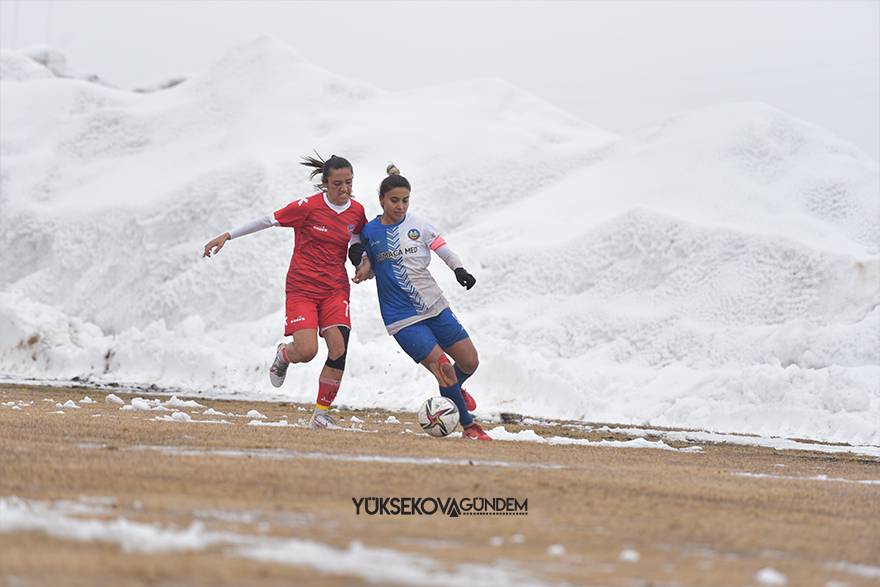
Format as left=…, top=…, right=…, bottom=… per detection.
left=361, top=214, right=450, bottom=334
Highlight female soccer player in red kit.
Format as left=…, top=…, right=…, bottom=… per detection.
left=203, top=154, right=368, bottom=428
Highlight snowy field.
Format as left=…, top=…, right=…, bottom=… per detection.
left=1, top=37, right=878, bottom=447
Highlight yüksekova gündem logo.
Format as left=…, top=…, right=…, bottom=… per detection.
left=352, top=496, right=528, bottom=517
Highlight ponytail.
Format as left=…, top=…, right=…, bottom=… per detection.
left=300, top=151, right=353, bottom=188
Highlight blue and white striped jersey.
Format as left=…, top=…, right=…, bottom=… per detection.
left=361, top=214, right=450, bottom=334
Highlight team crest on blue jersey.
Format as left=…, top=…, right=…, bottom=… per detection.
left=407, top=229, right=420, bottom=241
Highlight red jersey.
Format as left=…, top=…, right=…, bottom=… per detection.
left=274, top=193, right=367, bottom=298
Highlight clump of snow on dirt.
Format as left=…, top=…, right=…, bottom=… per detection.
left=246, top=410, right=266, bottom=419
left=619, top=548, right=640, bottom=562
left=118, top=396, right=206, bottom=412
left=105, top=394, right=124, bottom=405
left=248, top=419, right=290, bottom=427
left=163, top=395, right=204, bottom=408
left=547, top=544, right=566, bottom=556
left=121, top=398, right=168, bottom=412
left=755, top=567, right=788, bottom=586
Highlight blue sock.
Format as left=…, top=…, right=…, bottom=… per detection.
left=439, top=383, right=473, bottom=427
left=453, top=364, right=472, bottom=387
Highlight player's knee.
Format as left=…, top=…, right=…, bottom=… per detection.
left=460, top=351, right=479, bottom=374
left=325, top=349, right=346, bottom=370
left=325, top=327, right=350, bottom=370
left=300, top=345, right=319, bottom=362
left=291, top=337, right=318, bottom=363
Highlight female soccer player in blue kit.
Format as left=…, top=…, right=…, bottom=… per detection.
left=351, top=165, right=490, bottom=441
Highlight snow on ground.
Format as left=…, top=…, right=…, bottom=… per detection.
left=12, top=387, right=875, bottom=455
left=0, top=496, right=235, bottom=553
left=120, top=444, right=567, bottom=470
left=1, top=37, right=878, bottom=446
left=825, top=562, right=880, bottom=579
left=619, top=549, right=640, bottom=563
left=755, top=568, right=788, bottom=586
left=0, top=494, right=564, bottom=587
left=484, top=426, right=698, bottom=451
left=732, top=472, right=880, bottom=485
left=586, top=425, right=880, bottom=458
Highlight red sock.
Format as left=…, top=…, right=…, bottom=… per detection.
left=316, top=377, right=341, bottom=409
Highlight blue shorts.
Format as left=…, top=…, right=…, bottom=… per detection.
left=393, top=308, right=469, bottom=363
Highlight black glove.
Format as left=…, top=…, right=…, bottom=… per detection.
left=348, top=243, right=365, bottom=267
left=454, top=267, right=476, bottom=290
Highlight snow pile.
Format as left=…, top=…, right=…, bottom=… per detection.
left=0, top=47, right=107, bottom=85
left=0, top=50, right=54, bottom=81
left=1, top=37, right=877, bottom=445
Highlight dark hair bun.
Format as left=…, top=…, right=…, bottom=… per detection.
left=386, top=163, right=401, bottom=176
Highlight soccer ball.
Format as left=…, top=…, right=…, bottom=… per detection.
left=417, top=396, right=460, bottom=437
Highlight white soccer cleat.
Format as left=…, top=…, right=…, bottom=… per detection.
left=310, top=410, right=338, bottom=429
left=269, top=343, right=289, bottom=388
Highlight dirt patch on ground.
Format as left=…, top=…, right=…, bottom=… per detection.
left=1, top=383, right=878, bottom=586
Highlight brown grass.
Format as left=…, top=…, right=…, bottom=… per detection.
left=1, top=383, right=878, bottom=587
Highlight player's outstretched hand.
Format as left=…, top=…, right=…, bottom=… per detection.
left=454, top=267, right=476, bottom=290
left=203, top=233, right=230, bottom=258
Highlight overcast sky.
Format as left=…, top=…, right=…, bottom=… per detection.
left=2, top=0, right=878, bottom=159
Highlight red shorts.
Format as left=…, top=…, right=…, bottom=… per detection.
left=285, top=291, right=351, bottom=337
